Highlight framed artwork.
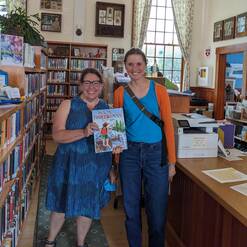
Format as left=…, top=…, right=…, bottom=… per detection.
left=41, top=13, right=62, bottom=32
left=213, top=21, right=223, bottom=42
left=95, top=2, right=125, bottom=38
left=223, top=17, right=235, bottom=40
left=40, top=0, right=62, bottom=11
left=235, top=12, right=247, bottom=37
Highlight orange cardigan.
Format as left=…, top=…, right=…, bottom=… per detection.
left=113, top=83, right=176, bottom=164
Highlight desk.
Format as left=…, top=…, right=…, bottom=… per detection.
left=167, top=157, right=247, bottom=247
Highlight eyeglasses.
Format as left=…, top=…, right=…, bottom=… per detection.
left=82, top=80, right=102, bottom=87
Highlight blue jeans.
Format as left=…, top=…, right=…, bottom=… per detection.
left=119, top=141, right=169, bottom=247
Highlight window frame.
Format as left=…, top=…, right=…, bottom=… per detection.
left=143, top=0, right=183, bottom=90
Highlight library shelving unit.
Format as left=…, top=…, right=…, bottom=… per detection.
left=226, top=117, right=247, bottom=145
left=45, top=41, right=108, bottom=137
left=0, top=47, right=47, bottom=246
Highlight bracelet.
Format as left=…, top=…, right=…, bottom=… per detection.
left=169, top=163, right=176, bottom=167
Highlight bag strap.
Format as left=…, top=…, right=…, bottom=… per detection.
left=124, top=84, right=164, bottom=129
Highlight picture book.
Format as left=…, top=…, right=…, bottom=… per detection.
left=92, top=108, right=127, bottom=153
left=0, top=34, right=23, bottom=66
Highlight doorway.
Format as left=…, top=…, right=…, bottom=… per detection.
left=215, top=43, right=247, bottom=119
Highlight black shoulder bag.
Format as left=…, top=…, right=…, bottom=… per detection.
left=124, top=84, right=168, bottom=166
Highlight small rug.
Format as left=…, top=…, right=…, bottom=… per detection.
left=34, top=155, right=109, bottom=247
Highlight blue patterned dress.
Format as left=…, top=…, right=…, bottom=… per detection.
left=46, top=96, right=112, bottom=219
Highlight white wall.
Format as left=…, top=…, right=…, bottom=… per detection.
left=28, top=0, right=132, bottom=66
left=190, top=0, right=247, bottom=88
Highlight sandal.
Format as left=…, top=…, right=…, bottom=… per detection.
left=44, top=239, right=56, bottom=247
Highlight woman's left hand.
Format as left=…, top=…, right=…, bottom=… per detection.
left=168, top=164, right=176, bottom=182
left=112, top=146, right=123, bottom=154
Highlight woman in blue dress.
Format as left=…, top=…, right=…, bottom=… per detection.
left=44, top=68, right=120, bottom=247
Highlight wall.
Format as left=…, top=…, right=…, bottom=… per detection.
left=28, top=0, right=132, bottom=66
left=190, top=0, right=247, bottom=88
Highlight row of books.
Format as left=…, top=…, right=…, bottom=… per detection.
left=40, top=52, right=47, bottom=69
left=48, top=58, right=68, bottom=69
left=24, top=73, right=46, bottom=97
left=70, top=59, right=104, bottom=70
left=0, top=181, right=20, bottom=247
left=23, top=43, right=35, bottom=68
left=0, top=130, right=41, bottom=246
left=46, top=112, right=55, bottom=123
left=0, top=164, right=37, bottom=247
left=23, top=124, right=37, bottom=158
left=0, top=144, right=22, bottom=193
left=70, top=72, right=82, bottom=81
left=24, top=98, right=39, bottom=127
left=46, top=98, right=63, bottom=111
left=0, top=121, right=37, bottom=192
left=47, top=85, right=66, bottom=96
left=69, top=86, right=79, bottom=97
left=48, top=71, right=66, bottom=83
left=0, top=110, right=21, bottom=151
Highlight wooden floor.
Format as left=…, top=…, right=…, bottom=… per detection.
left=17, top=140, right=151, bottom=247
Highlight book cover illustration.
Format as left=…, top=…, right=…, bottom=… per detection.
left=92, top=108, right=127, bottom=153
left=0, top=34, right=23, bottom=66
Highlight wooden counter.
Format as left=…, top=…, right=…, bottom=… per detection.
left=167, top=156, right=247, bottom=247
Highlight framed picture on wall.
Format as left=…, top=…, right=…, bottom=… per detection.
left=223, top=17, right=235, bottom=40
left=40, top=0, right=62, bottom=11
left=95, top=2, right=125, bottom=38
left=213, top=21, right=223, bottom=42
left=235, top=12, right=247, bottom=37
left=41, top=13, right=62, bottom=32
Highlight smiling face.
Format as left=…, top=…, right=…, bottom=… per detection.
left=79, top=73, right=103, bottom=102
left=125, top=54, right=146, bottom=81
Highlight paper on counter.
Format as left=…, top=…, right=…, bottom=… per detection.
left=202, top=167, right=247, bottom=183
left=231, top=183, right=247, bottom=196
left=227, top=148, right=247, bottom=157
left=219, top=155, right=243, bottom=161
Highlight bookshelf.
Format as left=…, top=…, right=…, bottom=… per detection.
left=45, top=41, right=108, bottom=137
left=0, top=47, right=46, bottom=246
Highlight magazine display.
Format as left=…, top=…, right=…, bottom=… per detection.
left=92, top=108, right=127, bottom=153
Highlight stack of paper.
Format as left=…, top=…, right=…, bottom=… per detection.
left=202, top=167, right=247, bottom=183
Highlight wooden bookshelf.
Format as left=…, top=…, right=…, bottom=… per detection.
left=45, top=41, right=108, bottom=136
left=0, top=46, right=47, bottom=247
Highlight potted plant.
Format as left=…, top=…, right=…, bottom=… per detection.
left=0, top=7, right=44, bottom=46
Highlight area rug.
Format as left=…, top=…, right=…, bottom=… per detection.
left=34, top=155, right=109, bottom=247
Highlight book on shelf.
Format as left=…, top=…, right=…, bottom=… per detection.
left=0, top=34, right=23, bottom=66
left=92, top=108, right=127, bottom=153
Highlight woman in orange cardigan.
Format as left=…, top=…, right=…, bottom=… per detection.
left=114, top=48, right=176, bottom=247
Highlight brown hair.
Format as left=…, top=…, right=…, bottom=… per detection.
left=80, top=68, right=103, bottom=84
left=124, top=48, right=147, bottom=65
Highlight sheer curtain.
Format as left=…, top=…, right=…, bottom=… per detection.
left=132, top=0, right=152, bottom=48
left=172, top=0, right=195, bottom=90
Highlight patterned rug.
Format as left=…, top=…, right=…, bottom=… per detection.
left=34, top=155, right=109, bottom=247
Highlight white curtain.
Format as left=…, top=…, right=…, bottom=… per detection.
left=172, top=0, right=195, bottom=90
left=132, top=0, right=152, bottom=48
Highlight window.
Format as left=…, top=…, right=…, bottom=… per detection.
left=0, top=0, right=7, bottom=16
left=142, top=0, right=183, bottom=88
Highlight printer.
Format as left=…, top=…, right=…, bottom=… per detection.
left=172, top=113, right=218, bottom=158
